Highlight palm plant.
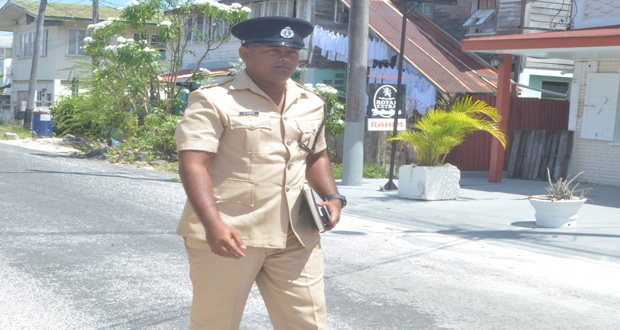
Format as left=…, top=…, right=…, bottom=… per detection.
left=388, top=96, right=507, bottom=166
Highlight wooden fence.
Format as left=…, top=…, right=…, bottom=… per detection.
left=444, top=95, right=570, bottom=173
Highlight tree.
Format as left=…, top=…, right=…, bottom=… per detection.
left=0, top=74, right=10, bottom=93
left=79, top=0, right=250, bottom=122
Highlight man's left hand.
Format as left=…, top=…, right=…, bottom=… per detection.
left=317, top=199, right=342, bottom=231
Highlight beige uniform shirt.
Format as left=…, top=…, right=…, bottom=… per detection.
left=175, top=70, right=327, bottom=249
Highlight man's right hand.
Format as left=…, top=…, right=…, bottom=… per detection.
left=205, top=222, right=247, bottom=259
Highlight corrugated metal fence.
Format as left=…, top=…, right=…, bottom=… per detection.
left=444, top=95, right=569, bottom=172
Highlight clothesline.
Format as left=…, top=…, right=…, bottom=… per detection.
left=313, top=25, right=437, bottom=115
left=367, top=75, right=407, bottom=80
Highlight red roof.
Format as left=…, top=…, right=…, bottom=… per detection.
left=342, top=0, right=498, bottom=94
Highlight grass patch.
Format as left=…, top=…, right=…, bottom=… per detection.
left=331, top=163, right=390, bottom=179
left=1, top=123, right=32, bottom=139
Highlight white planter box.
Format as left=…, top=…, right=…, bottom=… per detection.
left=529, top=196, right=587, bottom=228
left=397, top=165, right=460, bottom=200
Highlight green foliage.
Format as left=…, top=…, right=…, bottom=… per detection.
left=0, top=73, right=9, bottom=92
left=330, top=163, right=390, bottom=179
left=52, top=94, right=138, bottom=138
left=331, top=163, right=342, bottom=179
left=55, top=0, right=250, bottom=161
left=303, top=83, right=345, bottom=136
left=131, top=113, right=181, bottom=161
left=544, top=168, right=590, bottom=200
left=0, top=122, right=31, bottom=139
left=363, top=164, right=390, bottom=178
left=388, top=96, right=507, bottom=166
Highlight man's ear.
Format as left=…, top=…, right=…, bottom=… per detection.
left=239, top=46, right=250, bottom=62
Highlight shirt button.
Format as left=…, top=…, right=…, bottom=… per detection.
left=283, top=115, right=288, bottom=121
left=287, top=139, right=292, bottom=146
left=214, top=195, right=220, bottom=201
left=288, top=161, right=293, bottom=169
left=312, top=128, right=317, bottom=132
left=285, top=186, right=290, bottom=192
left=249, top=122, right=256, bottom=127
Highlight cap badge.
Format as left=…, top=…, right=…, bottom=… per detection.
left=280, top=26, right=295, bottom=39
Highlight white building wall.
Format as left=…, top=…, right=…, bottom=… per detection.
left=1, top=58, right=11, bottom=95
left=571, top=60, right=620, bottom=186
left=183, top=39, right=242, bottom=70
left=518, top=68, right=572, bottom=98
left=572, top=0, right=620, bottom=29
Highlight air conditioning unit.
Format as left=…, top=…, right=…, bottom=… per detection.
left=336, top=11, right=349, bottom=24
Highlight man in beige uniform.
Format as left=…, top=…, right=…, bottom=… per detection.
left=175, top=16, right=346, bottom=330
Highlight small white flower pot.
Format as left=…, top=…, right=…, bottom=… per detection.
left=397, top=165, right=460, bottom=200
left=528, top=196, right=587, bottom=228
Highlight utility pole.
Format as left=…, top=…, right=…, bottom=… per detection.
left=382, top=0, right=418, bottom=191
left=341, top=0, right=369, bottom=186
left=92, top=0, right=99, bottom=65
left=24, top=0, right=47, bottom=130
left=92, top=0, right=99, bottom=24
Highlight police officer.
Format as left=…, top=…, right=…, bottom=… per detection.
left=175, top=16, right=346, bottom=329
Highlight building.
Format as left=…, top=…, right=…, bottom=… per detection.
left=462, top=0, right=620, bottom=186
left=0, top=35, right=11, bottom=95
left=0, top=0, right=163, bottom=122
left=200, top=0, right=498, bottom=116
left=423, top=0, right=574, bottom=99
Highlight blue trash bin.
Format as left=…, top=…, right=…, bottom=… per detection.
left=32, top=112, right=53, bottom=137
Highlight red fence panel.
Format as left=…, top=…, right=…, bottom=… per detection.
left=444, top=95, right=569, bottom=171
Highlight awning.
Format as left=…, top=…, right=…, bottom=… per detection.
left=462, top=26, right=620, bottom=60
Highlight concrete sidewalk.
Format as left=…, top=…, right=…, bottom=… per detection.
left=337, top=177, right=620, bottom=263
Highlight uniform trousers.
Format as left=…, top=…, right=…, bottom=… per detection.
left=184, top=229, right=326, bottom=330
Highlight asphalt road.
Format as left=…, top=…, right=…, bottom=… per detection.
left=2, top=142, right=620, bottom=329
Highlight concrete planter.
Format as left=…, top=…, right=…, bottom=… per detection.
left=397, top=165, right=460, bottom=200
left=528, top=196, right=587, bottom=228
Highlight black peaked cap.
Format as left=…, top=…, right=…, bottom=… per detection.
left=231, top=16, right=314, bottom=49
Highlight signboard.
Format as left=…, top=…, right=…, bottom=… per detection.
left=367, top=84, right=406, bottom=131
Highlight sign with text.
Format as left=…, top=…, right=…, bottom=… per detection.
left=367, top=84, right=406, bottom=131
left=367, top=118, right=407, bottom=131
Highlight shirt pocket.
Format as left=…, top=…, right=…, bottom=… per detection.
left=211, top=176, right=255, bottom=207
left=228, top=114, right=272, bottom=154
left=295, top=119, right=322, bottom=153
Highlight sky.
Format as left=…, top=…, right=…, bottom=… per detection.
left=0, top=0, right=132, bottom=37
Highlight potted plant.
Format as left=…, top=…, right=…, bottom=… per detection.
left=529, top=168, right=590, bottom=228
left=388, top=96, right=507, bottom=200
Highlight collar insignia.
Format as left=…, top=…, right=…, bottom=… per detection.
left=280, top=26, right=294, bottom=39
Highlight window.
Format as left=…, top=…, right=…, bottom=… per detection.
left=581, top=73, right=620, bottom=142
left=185, top=14, right=230, bottom=44
left=133, top=33, right=166, bottom=59
left=334, top=0, right=349, bottom=24
left=296, top=0, right=311, bottom=21
left=19, top=29, right=48, bottom=57
left=463, top=0, right=496, bottom=35
left=250, top=0, right=292, bottom=18
left=415, top=3, right=432, bottom=19
left=68, top=29, right=86, bottom=56
left=541, top=81, right=569, bottom=99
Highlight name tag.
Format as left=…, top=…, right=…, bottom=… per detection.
left=238, top=111, right=260, bottom=116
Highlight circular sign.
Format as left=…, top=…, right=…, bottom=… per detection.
left=372, top=85, right=398, bottom=118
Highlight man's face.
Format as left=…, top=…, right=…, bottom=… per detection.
left=239, top=44, right=300, bottom=84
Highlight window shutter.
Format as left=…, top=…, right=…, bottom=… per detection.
left=581, top=73, right=620, bottom=141
left=41, top=29, right=48, bottom=56
left=279, top=0, right=290, bottom=16
left=68, top=29, right=77, bottom=55
left=78, top=30, right=85, bottom=55
left=297, top=0, right=310, bottom=21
